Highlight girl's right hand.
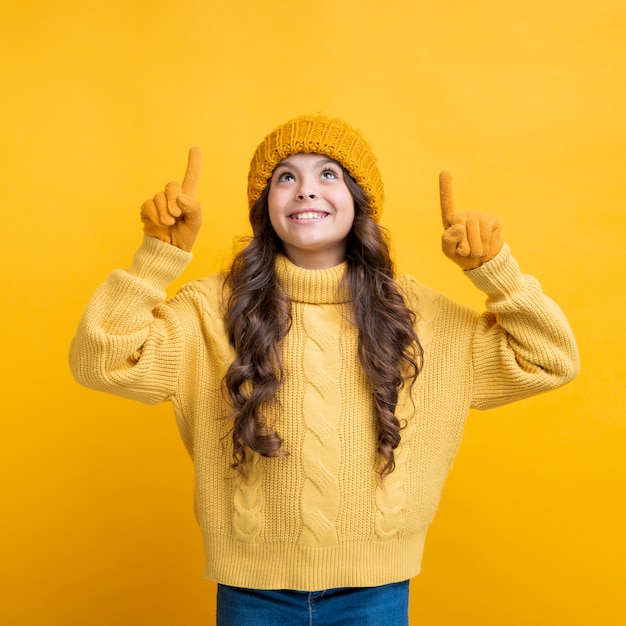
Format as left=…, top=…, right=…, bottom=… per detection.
left=140, top=146, right=202, bottom=252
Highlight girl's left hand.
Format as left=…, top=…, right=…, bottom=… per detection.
left=438, top=170, right=504, bottom=270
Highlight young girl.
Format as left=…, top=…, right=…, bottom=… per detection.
left=69, top=115, right=579, bottom=625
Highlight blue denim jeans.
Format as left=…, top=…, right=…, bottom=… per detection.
left=216, top=580, right=409, bottom=625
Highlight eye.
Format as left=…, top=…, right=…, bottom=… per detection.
left=277, top=171, right=295, bottom=183
left=320, top=168, right=339, bottom=180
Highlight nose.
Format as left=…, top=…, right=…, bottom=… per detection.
left=296, top=177, right=318, bottom=200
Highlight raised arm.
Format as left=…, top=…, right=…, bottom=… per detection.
left=70, top=149, right=202, bottom=404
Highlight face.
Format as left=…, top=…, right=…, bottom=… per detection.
left=267, top=153, right=355, bottom=269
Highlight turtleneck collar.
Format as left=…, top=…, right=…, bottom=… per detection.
left=275, top=254, right=352, bottom=304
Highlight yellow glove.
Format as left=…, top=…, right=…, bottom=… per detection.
left=140, top=146, right=202, bottom=252
left=439, top=170, right=504, bottom=271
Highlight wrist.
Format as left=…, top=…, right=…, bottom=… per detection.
left=128, top=235, right=192, bottom=288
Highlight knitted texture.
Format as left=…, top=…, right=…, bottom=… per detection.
left=69, top=236, right=579, bottom=591
left=247, top=115, right=385, bottom=222
left=298, top=302, right=343, bottom=547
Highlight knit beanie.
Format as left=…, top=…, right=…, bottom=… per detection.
left=247, top=114, right=384, bottom=222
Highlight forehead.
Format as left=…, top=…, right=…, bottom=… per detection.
left=274, top=152, right=340, bottom=169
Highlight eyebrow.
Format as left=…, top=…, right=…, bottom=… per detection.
left=274, top=156, right=340, bottom=170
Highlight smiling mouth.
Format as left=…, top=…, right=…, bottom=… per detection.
left=289, top=211, right=329, bottom=221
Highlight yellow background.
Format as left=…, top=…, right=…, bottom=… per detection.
left=2, top=1, right=624, bottom=624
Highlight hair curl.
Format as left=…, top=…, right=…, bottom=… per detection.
left=223, top=170, right=423, bottom=477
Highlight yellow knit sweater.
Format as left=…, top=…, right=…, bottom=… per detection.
left=69, top=235, right=579, bottom=590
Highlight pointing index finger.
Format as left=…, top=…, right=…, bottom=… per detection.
left=182, top=146, right=202, bottom=197
left=439, top=170, right=455, bottom=228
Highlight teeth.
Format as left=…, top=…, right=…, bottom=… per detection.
left=293, top=211, right=326, bottom=220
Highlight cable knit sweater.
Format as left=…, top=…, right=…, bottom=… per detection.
left=69, top=235, right=579, bottom=591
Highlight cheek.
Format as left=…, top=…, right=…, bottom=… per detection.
left=266, top=197, right=284, bottom=234
left=266, top=190, right=279, bottom=219
left=339, top=192, right=356, bottom=221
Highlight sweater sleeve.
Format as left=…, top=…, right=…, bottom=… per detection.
left=465, top=244, right=580, bottom=409
left=69, top=235, right=193, bottom=405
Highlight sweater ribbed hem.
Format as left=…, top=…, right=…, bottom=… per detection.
left=464, top=243, right=525, bottom=299
left=201, top=531, right=427, bottom=591
left=128, top=235, right=192, bottom=289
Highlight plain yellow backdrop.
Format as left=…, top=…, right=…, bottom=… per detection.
left=1, top=1, right=624, bottom=624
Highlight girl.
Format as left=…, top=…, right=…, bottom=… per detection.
left=69, top=115, right=579, bottom=625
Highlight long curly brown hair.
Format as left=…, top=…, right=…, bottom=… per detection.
left=223, top=169, right=423, bottom=477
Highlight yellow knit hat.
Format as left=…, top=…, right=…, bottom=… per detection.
left=247, top=114, right=384, bottom=222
